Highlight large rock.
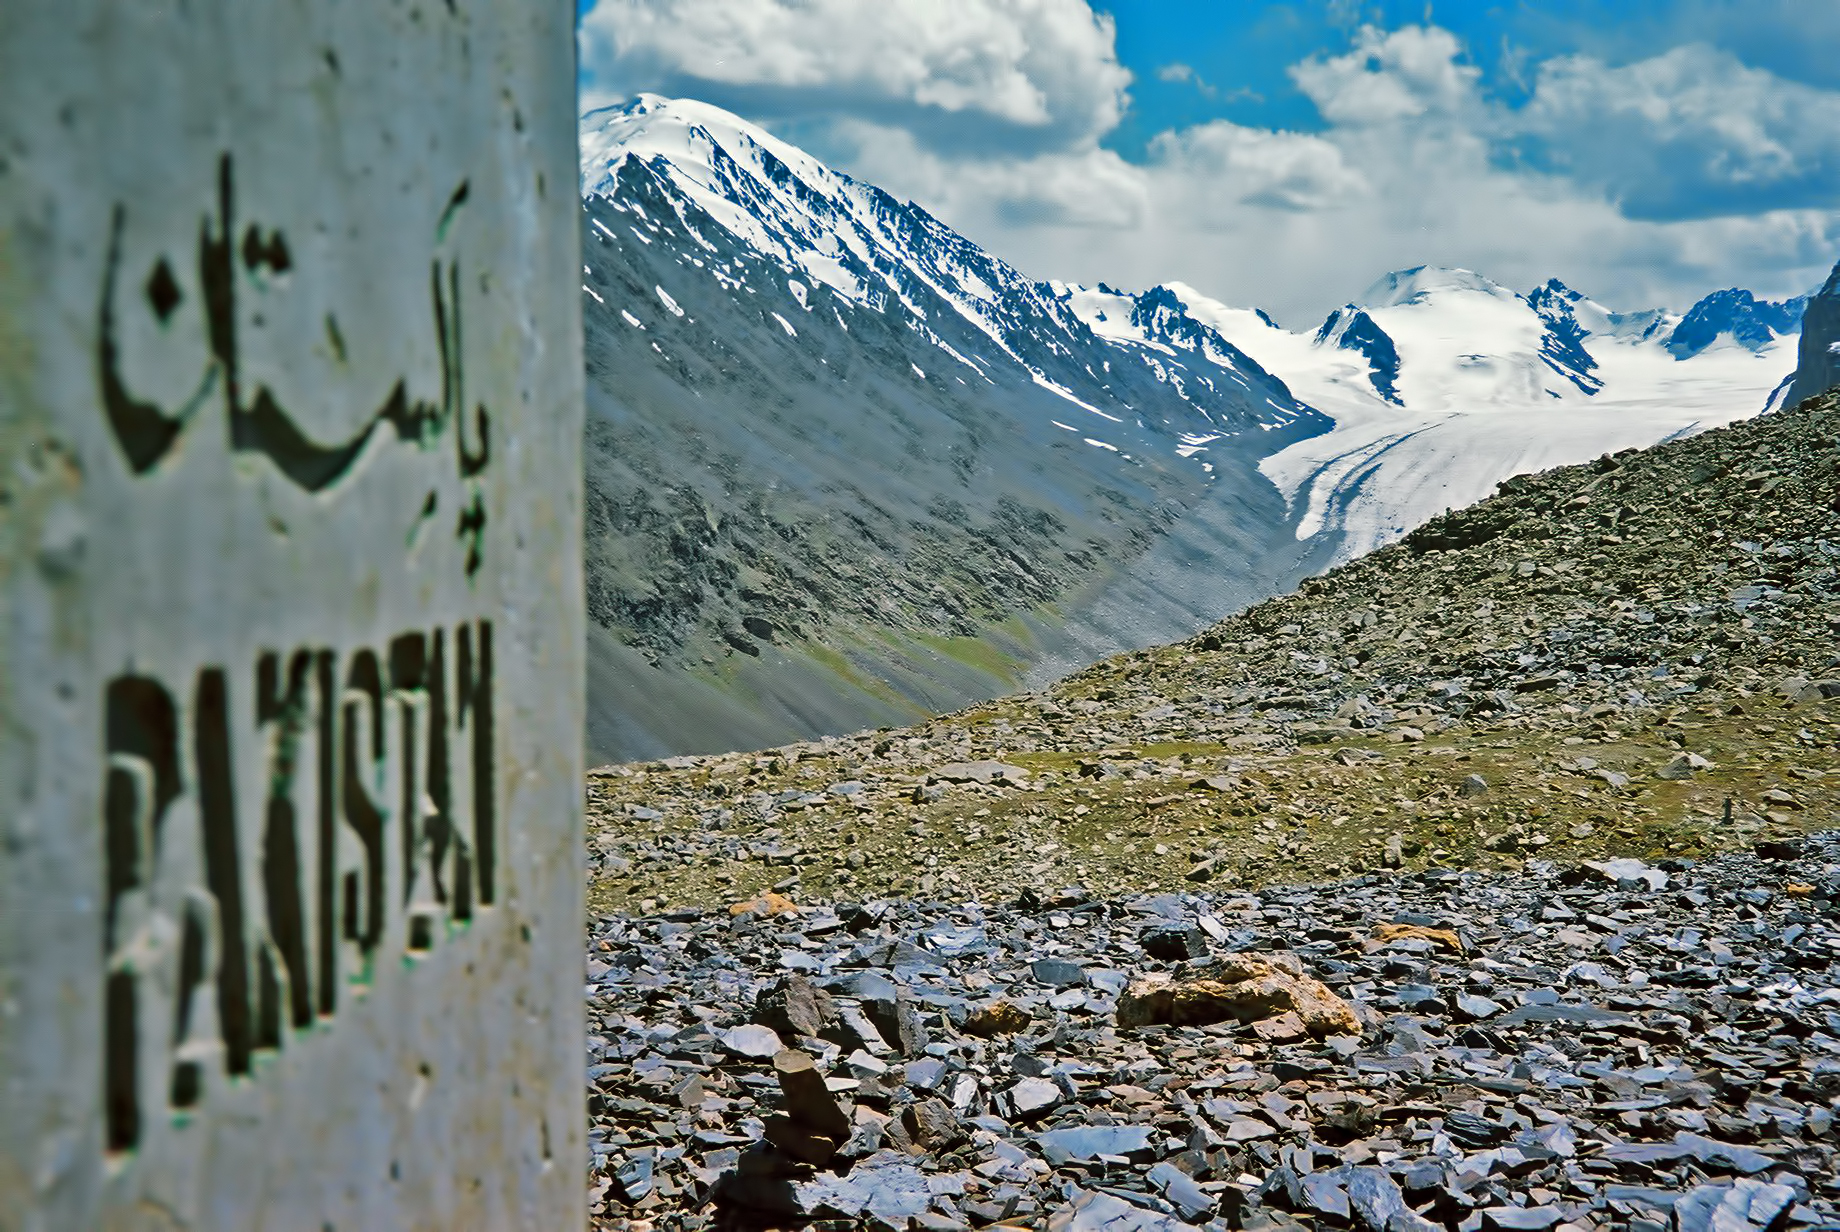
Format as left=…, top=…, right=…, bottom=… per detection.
left=931, top=760, right=1032, bottom=787
left=1116, top=952, right=1360, bottom=1038
left=764, top=1049, right=852, bottom=1166
left=754, top=974, right=838, bottom=1040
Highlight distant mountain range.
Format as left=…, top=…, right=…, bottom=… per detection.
left=577, top=94, right=1812, bottom=761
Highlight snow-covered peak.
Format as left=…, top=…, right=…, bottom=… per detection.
left=1359, top=266, right=1512, bottom=309
left=581, top=94, right=841, bottom=203
left=1665, top=287, right=1807, bottom=359
left=578, top=95, right=1316, bottom=462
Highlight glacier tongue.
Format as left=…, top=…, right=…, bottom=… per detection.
left=1057, top=266, right=1800, bottom=563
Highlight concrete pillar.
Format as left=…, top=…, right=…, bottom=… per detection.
left=0, top=4, right=585, bottom=1229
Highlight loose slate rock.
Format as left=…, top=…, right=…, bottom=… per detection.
left=1480, top=1206, right=1564, bottom=1231
left=753, top=973, right=836, bottom=1039
left=1008, top=1076, right=1062, bottom=1120
left=720, top=1023, right=785, bottom=1059
left=1140, top=923, right=1208, bottom=961
left=1051, top=1187, right=1189, bottom=1231
left=1036, top=1125, right=1157, bottom=1166
left=963, top=999, right=1032, bottom=1037
left=581, top=833, right=1840, bottom=1231
left=1672, top=1179, right=1799, bottom=1232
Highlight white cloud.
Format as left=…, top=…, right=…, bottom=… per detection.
left=826, top=120, right=1149, bottom=231
left=1156, top=62, right=1220, bottom=99
left=1290, top=24, right=1481, bottom=126
left=1148, top=122, right=1367, bottom=213
left=579, top=0, right=1131, bottom=149
left=1516, top=43, right=1840, bottom=215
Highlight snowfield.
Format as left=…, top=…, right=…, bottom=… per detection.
left=1094, top=271, right=1802, bottom=561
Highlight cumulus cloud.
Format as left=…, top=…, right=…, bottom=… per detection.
left=847, top=23, right=1838, bottom=320
left=1148, top=122, right=1367, bottom=213
left=1290, top=24, right=1482, bottom=126
left=1156, top=62, right=1221, bottom=99
left=578, top=0, right=1131, bottom=151
left=1515, top=43, right=1840, bottom=217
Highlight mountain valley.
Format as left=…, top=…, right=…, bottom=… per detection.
left=577, top=94, right=1812, bottom=768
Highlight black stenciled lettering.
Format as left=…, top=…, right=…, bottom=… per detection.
left=456, top=493, right=487, bottom=579
left=102, top=677, right=182, bottom=1152
left=457, top=620, right=495, bottom=906
left=104, top=971, right=139, bottom=1152
left=255, top=942, right=283, bottom=1053
left=428, top=628, right=460, bottom=917
left=314, top=649, right=338, bottom=1016
left=98, top=207, right=199, bottom=474
left=389, top=634, right=427, bottom=915
left=433, top=259, right=490, bottom=480
left=169, top=896, right=207, bottom=1109
left=103, top=679, right=181, bottom=950
left=98, top=155, right=494, bottom=539
left=195, top=668, right=252, bottom=1076
left=257, top=650, right=313, bottom=1030
left=98, top=618, right=500, bottom=1144
left=145, top=257, right=182, bottom=323
left=341, top=651, right=386, bottom=957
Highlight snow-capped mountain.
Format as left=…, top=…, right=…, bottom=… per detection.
left=575, top=93, right=1812, bottom=760
left=1666, top=287, right=1808, bottom=359
left=577, top=96, right=1335, bottom=759
left=1060, top=266, right=1802, bottom=562
left=581, top=96, right=1310, bottom=455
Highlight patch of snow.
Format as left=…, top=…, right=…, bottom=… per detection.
left=771, top=312, right=797, bottom=337
left=1030, top=370, right=1121, bottom=421
left=620, top=309, right=644, bottom=329
left=655, top=285, right=685, bottom=317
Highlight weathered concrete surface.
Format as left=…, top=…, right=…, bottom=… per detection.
left=0, top=4, right=585, bottom=1229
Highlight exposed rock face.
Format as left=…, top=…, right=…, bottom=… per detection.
left=1664, top=286, right=1807, bottom=359
left=1785, top=258, right=1840, bottom=409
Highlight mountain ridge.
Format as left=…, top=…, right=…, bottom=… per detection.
left=579, top=96, right=1338, bottom=762
left=576, top=93, right=1816, bottom=762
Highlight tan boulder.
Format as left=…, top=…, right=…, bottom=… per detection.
left=963, top=999, right=1032, bottom=1038
left=1368, top=922, right=1465, bottom=954
left=1117, top=952, right=1360, bottom=1039
left=729, top=891, right=800, bottom=917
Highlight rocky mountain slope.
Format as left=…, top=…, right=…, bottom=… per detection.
left=577, top=95, right=1815, bottom=765
left=584, top=391, right=1840, bottom=913
left=1784, top=258, right=1840, bottom=410
left=579, top=97, right=1334, bottom=763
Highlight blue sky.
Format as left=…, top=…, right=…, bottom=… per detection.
left=578, top=0, right=1840, bottom=323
